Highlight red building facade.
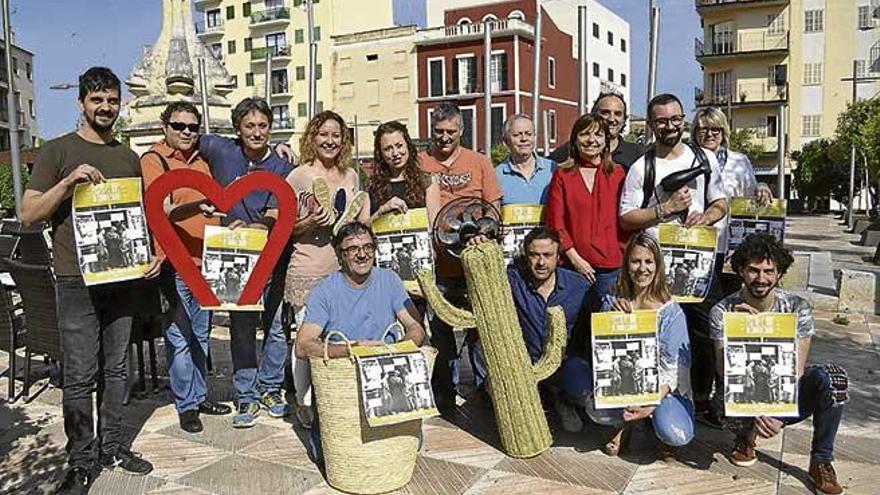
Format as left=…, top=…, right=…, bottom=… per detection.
left=415, top=0, right=579, bottom=154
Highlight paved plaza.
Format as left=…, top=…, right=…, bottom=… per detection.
left=1, top=214, right=879, bottom=495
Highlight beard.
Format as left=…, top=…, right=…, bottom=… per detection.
left=745, top=279, right=776, bottom=300
left=657, top=129, right=682, bottom=147
left=84, top=111, right=117, bottom=134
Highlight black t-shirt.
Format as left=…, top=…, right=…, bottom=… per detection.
left=29, top=132, right=141, bottom=277
left=548, top=139, right=645, bottom=171
left=368, top=177, right=428, bottom=215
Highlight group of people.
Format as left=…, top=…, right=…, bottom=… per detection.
left=22, top=66, right=844, bottom=495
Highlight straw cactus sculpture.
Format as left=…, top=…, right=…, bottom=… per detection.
left=418, top=241, right=566, bottom=458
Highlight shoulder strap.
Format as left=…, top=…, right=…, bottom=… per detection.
left=143, top=150, right=173, bottom=201
left=687, top=142, right=712, bottom=206
left=641, top=147, right=656, bottom=209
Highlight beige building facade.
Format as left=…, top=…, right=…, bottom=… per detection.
left=0, top=39, right=38, bottom=150
left=695, top=0, right=880, bottom=192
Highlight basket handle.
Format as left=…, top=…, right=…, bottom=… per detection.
left=381, top=321, right=404, bottom=343
left=323, top=330, right=353, bottom=363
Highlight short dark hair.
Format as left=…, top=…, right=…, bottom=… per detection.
left=160, top=101, right=202, bottom=126
left=647, top=93, right=683, bottom=121
left=590, top=92, right=628, bottom=119
left=523, top=226, right=561, bottom=252
left=332, top=221, right=377, bottom=251
left=730, top=232, right=794, bottom=275
left=231, top=97, right=273, bottom=129
left=78, top=67, right=120, bottom=101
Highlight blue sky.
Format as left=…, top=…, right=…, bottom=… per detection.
left=12, top=0, right=702, bottom=140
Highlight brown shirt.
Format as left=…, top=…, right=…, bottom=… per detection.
left=29, top=132, right=141, bottom=278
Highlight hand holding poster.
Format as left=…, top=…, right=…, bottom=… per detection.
left=73, top=178, right=152, bottom=285
left=658, top=224, right=718, bottom=303
left=591, top=310, right=661, bottom=409
left=372, top=208, right=433, bottom=291
left=722, top=312, right=799, bottom=417
left=727, top=198, right=786, bottom=257
left=501, top=204, right=544, bottom=264
left=201, top=225, right=267, bottom=311
left=352, top=341, right=438, bottom=427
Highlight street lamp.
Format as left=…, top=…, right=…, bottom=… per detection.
left=49, top=83, right=78, bottom=90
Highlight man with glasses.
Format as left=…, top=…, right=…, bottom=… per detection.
left=294, top=221, right=426, bottom=462
left=496, top=113, right=555, bottom=205
left=619, top=93, right=728, bottom=426
left=141, top=101, right=231, bottom=435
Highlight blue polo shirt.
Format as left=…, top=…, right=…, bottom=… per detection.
left=496, top=154, right=555, bottom=205
left=507, top=263, right=590, bottom=363
left=198, top=135, right=293, bottom=224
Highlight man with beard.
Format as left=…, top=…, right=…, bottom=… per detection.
left=197, top=97, right=293, bottom=429
left=710, top=233, right=845, bottom=495
left=495, top=114, right=555, bottom=204
left=22, top=67, right=157, bottom=494
left=549, top=92, right=644, bottom=170
left=619, top=93, right=728, bottom=427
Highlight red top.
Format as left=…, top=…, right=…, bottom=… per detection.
left=546, top=164, right=628, bottom=269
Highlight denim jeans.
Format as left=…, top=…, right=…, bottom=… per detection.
left=229, top=293, right=287, bottom=405
left=56, top=276, right=135, bottom=468
left=165, top=274, right=212, bottom=413
left=731, top=365, right=844, bottom=462
left=586, top=393, right=696, bottom=447
left=588, top=268, right=620, bottom=312
left=683, top=252, right=725, bottom=403
left=429, top=277, right=481, bottom=403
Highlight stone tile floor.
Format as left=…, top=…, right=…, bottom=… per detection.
left=1, top=214, right=879, bottom=494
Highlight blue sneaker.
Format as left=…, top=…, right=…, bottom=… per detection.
left=260, top=391, right=290, bottom=418
left=232, top=402, right=260, bottom=428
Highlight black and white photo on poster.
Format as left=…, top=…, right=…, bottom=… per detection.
left=74, top=206, right=151, bottom=284
left=202, top=252, right=255, bottom=305
left=357, top=351, right=436, bottom=426
left=592, top=337, right=660, bottom=405
left=724, top=341, right=797, bottom=409
left=728, top=218, right=785, bottom=254
left=662, top=247, right=715, bottom=300
left=375, top=232, right=433, bottom=284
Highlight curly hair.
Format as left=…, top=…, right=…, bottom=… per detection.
left=616, top=232, right=671, bottom=303
left=730, top=232, right=794, bottom=275
left=560, top=114, right=615, bottom=174
left=369, top=121, right=426, bottom=209
left=298, top=110, right=353, bottom=171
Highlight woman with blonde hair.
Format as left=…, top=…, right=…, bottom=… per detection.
left=285, top=110, right=368, bottom=427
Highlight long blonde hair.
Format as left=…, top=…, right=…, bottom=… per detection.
left=298, top=110, right=353, bottom=171
left=616, top=232, right=671, bottom=303
left=559, top=113, right=615, bottom=174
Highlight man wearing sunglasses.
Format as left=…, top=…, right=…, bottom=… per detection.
left=141, top=101, right=231, bottom=435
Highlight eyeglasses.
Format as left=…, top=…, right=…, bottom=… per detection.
left=341, top=243, right=376, bottom=257
left=168, top=122, right=200, bottom=133
left=697, top=127, right=724, bottom=136
left=651, top=115, right=685, bottom=128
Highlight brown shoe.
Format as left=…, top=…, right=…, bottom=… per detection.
left=809, top=461, right=844, bottom=495
left=730, top=436, right=757, bottom=467
left=603, top=424, right=632, bottom=457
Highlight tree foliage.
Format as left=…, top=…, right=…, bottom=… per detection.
left=835, top=99, right=880, bottom=179
left=0, top=164, right=29, bottom=216
left=490, top=142, right=509, bottom=166
left=791, top=139, right=857, bottom=206
left=728, top=128, right=764, bottom=163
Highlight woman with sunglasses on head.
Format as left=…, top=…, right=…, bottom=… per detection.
left=585, top=233, right=694, bottom=459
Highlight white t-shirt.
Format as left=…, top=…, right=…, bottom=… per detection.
left=619, top=145, right=727, bottom=252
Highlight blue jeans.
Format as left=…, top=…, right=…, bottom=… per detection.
left=229, top=292, right=287, bottom=405
left=588, top=268, right=620, bottom=312
left=586, top=393, right=696, bottom=447
left=165, top=274, right=212, bottom=414
left=731, top=365, right=844, bottom=462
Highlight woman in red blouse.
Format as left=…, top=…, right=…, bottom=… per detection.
left=547, top=114, right=628, bottom=309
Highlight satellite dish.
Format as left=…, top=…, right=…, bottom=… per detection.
left=433, top=197, right=502, bottom=257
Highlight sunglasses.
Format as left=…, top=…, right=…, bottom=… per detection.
left=168, top=122, right=200, bottom=133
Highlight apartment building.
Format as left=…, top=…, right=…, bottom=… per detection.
left=0, top=39, right=38, bottom=150
left=695, top=0, right=880, bottom=193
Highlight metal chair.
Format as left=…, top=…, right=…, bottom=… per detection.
left=0, top=277, right=26, bottom=401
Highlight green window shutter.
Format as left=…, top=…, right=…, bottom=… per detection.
left=226, top=5, right=235, bottom=20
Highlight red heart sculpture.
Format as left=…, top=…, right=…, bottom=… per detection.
left=144, top=169, right=297, bottom=308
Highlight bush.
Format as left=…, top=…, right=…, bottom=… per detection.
left=0, top=164, right=29, bottom=216
left=490, top=142, right=509, bottom=166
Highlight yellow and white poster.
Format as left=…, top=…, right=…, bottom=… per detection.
left=591, top=311, right=661, bottom=409
left=72, top=178, right=151, bottom=286
left=352, top=341, right=439, bottom=427
left=723, top=312, right=799, bottom=417
left=501, top=204, right=545, bottom=263
left=727, top=197, right=786, bottom=262
left=372, top=208, right=433, bottom=291
left=658, top=224, right=718, bottom=303
left=201, top=225, right=267, bottom=311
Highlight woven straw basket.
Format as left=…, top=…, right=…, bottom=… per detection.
left=310, top=330, right=437, bottom=494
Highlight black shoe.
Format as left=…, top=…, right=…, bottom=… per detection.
left=98, top=450, right=153, bottom=476
left=179, top=410, right=203, bottom=434
left=696, top=407, right=724, bottom=429
left=55, top=466, right=95, bottom=495
left=198, top=401, right=232, bottom=416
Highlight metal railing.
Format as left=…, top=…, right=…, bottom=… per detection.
left=697, top=81, right=786, bottom=105
left=871, top=39, right=880, bottom=73
left=195, top=20, right=224, bottom=34
left=251, top=45, right=291, bottom=60
left=250, top=7, right=290, bottom=25
left=696, top=31, right=788, bottom=57
left=417, top=18, right=534, bottom=43
left=273, top=117, right=295, bottom=130
left=271, top=81, right=290, bottom=95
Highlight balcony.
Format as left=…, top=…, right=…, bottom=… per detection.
left=270, top=80, right=292, bottom=97
left=696, top=0, right=789, bottom=12
left=195, top=21, right=224, bottom=36
left=696, top=31, right=788, bottom=60
left=250, top=7, right=290, bottom=28
left=250, top=45, right=292, bottom=62
left=416, top=18, right=534, bottom=45
left=696, top=81, right=786, bottom=108
left=193, top=0, right=222, bottom=11
left=273, top=117, right=295, bottom=130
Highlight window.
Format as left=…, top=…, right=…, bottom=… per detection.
left=28, top=99, right=34, bottom=118
left=548, top=109, right=557, bottom=143
left=227, top=40, right=236, bottom=54
left=457, top=17, right=472, bottom=26
left=859, top=6, right=872, bottom=30
left=393, top=76, right=409, bottom=93
left=453, top=55, right=476, bottom=94
left=621, top=39, right=627, bottom=53
left=803, top=62, right=823, bottom=85
left=709, top=71, right=732, bottom=101
left=340, top=82, right=354, bottom=98
left=767, top=12, right=786, bottom=36
left=243, top=2, right=251, bottom=17
left=367, top=79, right=380, bottom=106
left=428, top=58, right=445, bottom=97
left=295, top=29, right=304, bottom=44
left=766, top=115, right=777, bottom=138
left=316, top=101, right=324, bottom=113
left=856, top=59, right=867, bottom=79
left=298, top=102, right=307, bottom=117
left=25, top=62, right=31, bottom=80
left=245, top=72, right=254, bottom=87
left=314, top=26, right=321, bottom=41
left=490, top=52, right=508, bottom=92
left=266, top=32, right=286, bottom=55
left=296, top=66, right=305, bottom=80
left=271, top=69, right=288, bottom=94
left=607, top=31, right=614, bottom=46
left=802, top=115, right=821, bottom=136
left=710, top=22, right=734, bottom=54
left=230, top=75, right=238, bottom=87
left=592, top=22, right=599, bottom=38
left=209, top=43, right=222, bottom=59
left=267, top=0, right=285, bottom=8
left=271, top=104, right=289, bottom=126
left=12, top=57, right=17, bottom=75
left=316, top=64, right=323, bottom=80
left=607, top=68, right=614, bottom=83
left=804, top=9, right=824, bottom=33
left=244, top=37, right=252, bottom=51
left=226, top=5, right=235, bottom=20
left=547, top=57, right=556, bottom=88
left=366, top=53, right=378, bottom=62
left=482, top=14, right=498, bottom=23
left=620, top=73, right=627, bottom=87
left=490, top=105, right=505, bottom=146
left=592, top=62, right=599, bottom=77
left=508, top=10, right=525, bottom=21
left=206, top=9, right=221, bottom=27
